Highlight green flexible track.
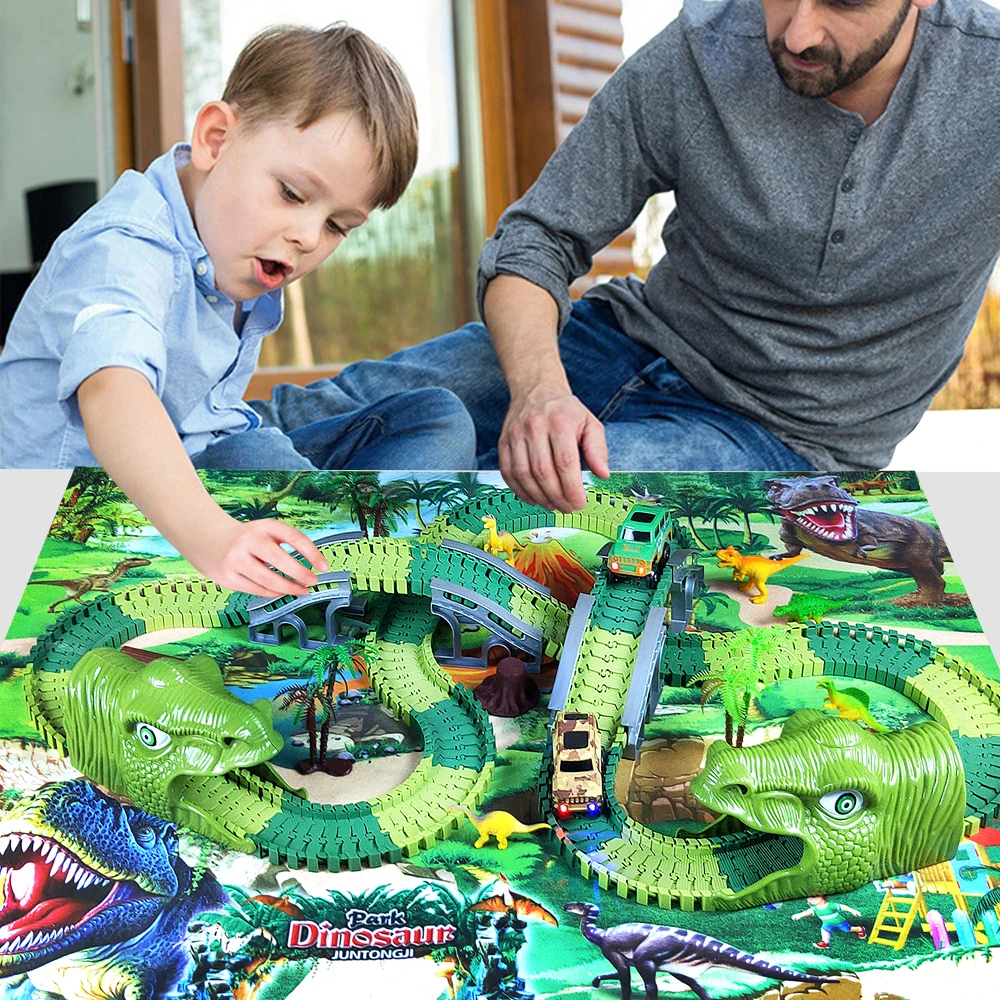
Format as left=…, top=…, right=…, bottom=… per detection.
left=24, top=489, right=1000, bottom=907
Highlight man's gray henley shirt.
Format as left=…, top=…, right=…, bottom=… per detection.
left=477, top=0, right=1000, bottom=469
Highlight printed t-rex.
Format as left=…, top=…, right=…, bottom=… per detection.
left=32, top=648, right=283, bottom=851
left=817, top=678, right=891, bottom=732
left=762, top=476, right=967, bottom=607
left=451, top=807, right=550, bottom=849
left=715, top=546, right=809, bottom=604
left=0, top=779, right=228, bottom=1000
left=562, top=902, right=837, bottom=1000
left=28, top=558, right=151, bottom=613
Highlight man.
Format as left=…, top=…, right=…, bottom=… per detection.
left=264, top=0, right=1000, bottom=510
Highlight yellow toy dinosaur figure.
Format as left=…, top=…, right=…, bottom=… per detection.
left=451, top=807, right=550, bottom=849
left=715, top=546, right=809, bottom=604
left=482, top=516, right=523, bottom=562
left=817, top=678, right=891, bottom=732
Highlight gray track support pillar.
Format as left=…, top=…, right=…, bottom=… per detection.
left=430, top=579, right=544, bottom=670
left=248, top=571, right=355, bottom=649
left=621, top=605, right=668, bottom=759
left=548, top=594, right=595, bottom=716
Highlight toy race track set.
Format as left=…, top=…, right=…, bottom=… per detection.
left=2, top=468, right=999, bottom=1000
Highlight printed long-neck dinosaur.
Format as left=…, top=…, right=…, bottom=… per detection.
left=33, top=648, right=283, bottom=851
left=0, top=779, right=227, bottom=1000
left=817, top=679, right=890, bottom=732
left=715, top=546, right=808, bottom=604
left=450, top=807, right=550, bottom=849
left=28, top=558, right=151, bottom=613
left=762, top=476, right=967, bottom=607
left=690, top=709, right=965, bottom=908
left=562, top=902, right=837, bottom=1000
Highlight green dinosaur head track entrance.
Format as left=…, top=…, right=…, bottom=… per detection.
left=689, top=709, right=967, bottom=908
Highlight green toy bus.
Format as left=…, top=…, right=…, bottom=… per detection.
left=607, top=503, right=674, bottom=586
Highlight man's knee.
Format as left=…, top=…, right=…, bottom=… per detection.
left=400, top=386, right=475, bottom=433
left=385, top=387, right=477, bottom=467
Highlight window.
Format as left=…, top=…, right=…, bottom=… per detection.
left=559, top=758, right=595, bottom=773
left=622, top=528, right=651, bottom=543
left=562, top=731, right=589, bottom=750
left=182, top=0, right=479, bottom=368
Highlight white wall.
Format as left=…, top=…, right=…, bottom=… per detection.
left=0, top=2, right=99, bottom=270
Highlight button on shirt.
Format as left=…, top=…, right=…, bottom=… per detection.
left=477, top=0, right=1000, bottom=469
left=0, top=143, right=283, bottom=468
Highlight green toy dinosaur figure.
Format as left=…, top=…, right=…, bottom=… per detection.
left=773, top=593, right=849, bottom=625
left=30, top=648, right=283, bottom=851
left=817, top=678, right=891, bottom=732
left=690, top=709, right=965, bottom=909
left=450, top=807, right=550, bottom=849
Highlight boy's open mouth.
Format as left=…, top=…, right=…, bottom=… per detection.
left=254, top=257, right=290, bottom=290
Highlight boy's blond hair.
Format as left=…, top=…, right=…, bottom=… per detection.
left=222, top=23, right=418, bottom=209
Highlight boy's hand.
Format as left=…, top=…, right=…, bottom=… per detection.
left=195, top=516, right=329, bottom=598
left=499, top=384, right=609, bottom=513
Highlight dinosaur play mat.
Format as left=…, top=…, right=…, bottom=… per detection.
left=1, top=468, right=998, bottom=1000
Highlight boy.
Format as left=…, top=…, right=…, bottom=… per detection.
left=792, top=895, right=866, bottom=948
left=0, top=25, right=476, bottom=598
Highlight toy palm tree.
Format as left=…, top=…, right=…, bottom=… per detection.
left=302, top=639, right=380, bottom=767
left=275, top=683, right=333, bottom=774
left=687, top=626, right=784, bottom=747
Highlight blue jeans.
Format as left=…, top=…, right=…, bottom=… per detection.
left=192, top=387, right=477, bottom=470
left=196, top=300, right=813, bottom=472
left=307, top=300, right=813, bottom=471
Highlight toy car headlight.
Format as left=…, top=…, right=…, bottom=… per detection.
left=610, top=560, right=619, bottom=571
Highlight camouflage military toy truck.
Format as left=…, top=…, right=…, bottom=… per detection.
left=552, top=711, right=603, bottom=817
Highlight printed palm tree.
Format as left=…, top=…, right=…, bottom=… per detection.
left=701, top=495, right=743, bottom=548
left=668, top=488, right=713, bottom=551
left=687, top=626, right=784, bottom=746
left=453, top=471, right=498, bottom=500
left=220, top=497, right=289, bottom=522
left=50, top=469, right=142, bottom=543
left=324, top=471, right=382, bottom=537
left=356, top=479, right=412, bottom=536
left=961, top=866, right=1000, bottom=926
left=429, top=478, right=467, bottom=515
left=392, top=478, right=438, bottom=529
left=689, top=584, right=734, bottom=629
left=718, top=487, right=778, bottom=546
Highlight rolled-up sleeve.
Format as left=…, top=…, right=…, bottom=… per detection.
left=47, top=225, right=178, bottom=418
left=477, top=24, right=681, bottom=330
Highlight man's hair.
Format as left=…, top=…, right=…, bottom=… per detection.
left=222, top=23, right=418, bottom=209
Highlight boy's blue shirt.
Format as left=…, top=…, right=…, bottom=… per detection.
left=0, top=143, right=283, bottom=468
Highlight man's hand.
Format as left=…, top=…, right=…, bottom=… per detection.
left=499, top=384, right=610, bottom=512
left=192, top=515, right=329, bottom=598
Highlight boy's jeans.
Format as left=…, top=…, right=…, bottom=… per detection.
left=196, top=300, right=813, bottom=472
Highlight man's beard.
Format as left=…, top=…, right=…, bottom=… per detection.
left=770, top=0, right=913, bottom=99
